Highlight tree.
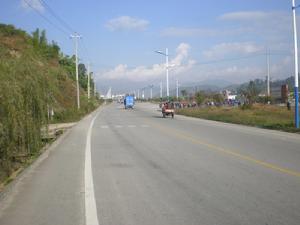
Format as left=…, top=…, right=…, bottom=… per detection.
left=195, top=91, right=205, bottom=105
left=241, top=80, right=259, bottom=106
left=212, top=93, right=224, bottom=105
left=78, top=63, right=87, bottom=78
left=39, top=30, right=47, bottom=46
left=32, top=28, right=40, bottom=47
left=78, top=63, right=88, bottom=90
left=181, top=89, right=187, bottom=99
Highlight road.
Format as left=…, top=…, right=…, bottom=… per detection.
left=0, top=102, right=300, bottom=225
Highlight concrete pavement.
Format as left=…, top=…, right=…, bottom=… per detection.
left=0, top=102, right=300, bottom=225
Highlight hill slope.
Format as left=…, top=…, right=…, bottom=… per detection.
left=0, top=24, right=99, bottom=183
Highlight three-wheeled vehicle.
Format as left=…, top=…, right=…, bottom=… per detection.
left=124, top=95, right=134, bottom=109
left=161, top=102, right=174, bottom=118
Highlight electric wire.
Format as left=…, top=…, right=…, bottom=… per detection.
left=38, top=0, right=76, bottom=34
left=23, top=0, right=70, bottom=36
left=35, top=0, right=92, bottom=65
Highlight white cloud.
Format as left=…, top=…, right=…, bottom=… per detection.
left=99, top=43, right=195, bottom=82
left=219, top=11, right=276, bottom=21
left=105, top=16, right=149, bottom=31
left=219, top=11, right=291, bottom=41
left=160, top=11, right=292, bottom=43
left=196, top=65, right=265, bottom=84
left=161, top=27, right=218, bottom=37
left=21, top=0, right=44, bottom=13
left=202, top=42, right=264, bottom=59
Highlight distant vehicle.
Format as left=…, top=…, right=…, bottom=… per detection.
left=161, top=102, right=174, bottom=118
left=125, top=95, right=134, bottom=109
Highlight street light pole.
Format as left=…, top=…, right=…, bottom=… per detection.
left=87, top=62, right=90, bottom=100
left=166, top=48, right=169, bottom=98
left=292, top=0, right=299, bottom=128
left=176, top=79, right=179, bottom=100
left=149, top=85, right=153, bottom=99
left=155, top=48, right=169, bottom=99
left=70, top=33, right=81, bottom=109
left=266, top=49, right=270, bottom=97
left=160, top=82, right=162, bottom=99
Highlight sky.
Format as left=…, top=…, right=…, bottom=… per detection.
left=0, top=0, right=298, bottom=95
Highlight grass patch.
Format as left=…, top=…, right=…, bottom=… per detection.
left=0, top=24, right=103, bottom=187
left=176, top=104, right=300, bottom=133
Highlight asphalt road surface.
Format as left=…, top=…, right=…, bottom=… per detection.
left=0, top=102, right=300, bottom=225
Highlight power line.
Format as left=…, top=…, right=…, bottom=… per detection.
left=193, top=53, right=265, bottom=66
left=23, top=0, right=69, bottom=35
left=38, top=0, right=93, bottom=64
left=26, top=0, right=92, bottom=65
left=38, top=0, right=76, bottom=33
left=81, top=39, right=92, bottom=63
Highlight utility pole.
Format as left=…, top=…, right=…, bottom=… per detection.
left=70, top=33, right=81, bottom=109
left=166, top=48, right=169, bottom=98
left=150, top=85, right=153, bottom=99
left=292, top=0, right=299, bottom=128
left=160, top=82, right=162, bottom=99
left=87, top=62, right=90, bottom=100
left=176, top=79, right=179, bottom=100
left=266, top=49, right=270, bottom=97
left=155, top=48, right=169, bottom=99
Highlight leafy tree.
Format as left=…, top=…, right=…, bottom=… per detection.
left=49, top=41, right=60, bottom=58
left=78, top=63, right=87, bottom=90
left=59, top=55, right=76, bottom=80
left=195, top=91, right=205, bottom=105
left=181, top=89, right=187, bottom=99
left=241, top=80, right=259, bottom=107
left=212, top=93, right=224, bottom=105
left=32, top=28, right=40, bottom=47
left=39, top=30, right=47, bottom=47
left=78, top=63, right=86, bottom=77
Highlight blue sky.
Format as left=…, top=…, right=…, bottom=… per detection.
left=0, top=0, right=297, bottom=94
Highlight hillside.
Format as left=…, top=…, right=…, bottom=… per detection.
left=0, top=24, right=100, bottom=183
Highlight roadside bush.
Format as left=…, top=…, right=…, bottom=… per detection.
left=0, top=55, right=49, bottom=179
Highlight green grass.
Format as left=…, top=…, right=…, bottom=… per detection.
left=0, top=24, right=102, bottom=186
left=176, top=105, right=299, bottom=133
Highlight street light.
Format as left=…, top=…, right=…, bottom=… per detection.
left=155, top=48, right=169, bottom=99
left=292, top=0, right=299, bottom=128
left=149, top=85, right=154, bottom=99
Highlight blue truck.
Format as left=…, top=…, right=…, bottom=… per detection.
left=124, top=95, right=134, bottom=109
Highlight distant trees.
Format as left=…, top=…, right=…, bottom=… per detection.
left=181, top=90, right=187, bottom=99
left=195, top=91, right=205, bottom=105
left=212, top=93, right=224, bottom=105
left=194, top=91, right=224, bottom=106
left=59, top=56, right=94, bottom=92
left=31, top=28, right=60, bottom=59
left=240, top=80, right=259, bottom=107
left=78, top=63, right=88, bottom=90
left=0, top=24, right=100, bottom=182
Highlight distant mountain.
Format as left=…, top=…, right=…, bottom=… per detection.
left=225, top=76, right=297, bottom=95
left=164, top=76, right=297, bottom=98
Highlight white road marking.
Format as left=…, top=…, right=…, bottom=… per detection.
left=85, top=113, right=100, bottom=225
left=100, top=124, right=150, bottom=129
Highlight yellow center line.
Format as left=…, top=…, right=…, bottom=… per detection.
left=146, top=120, right=300, bottom=178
